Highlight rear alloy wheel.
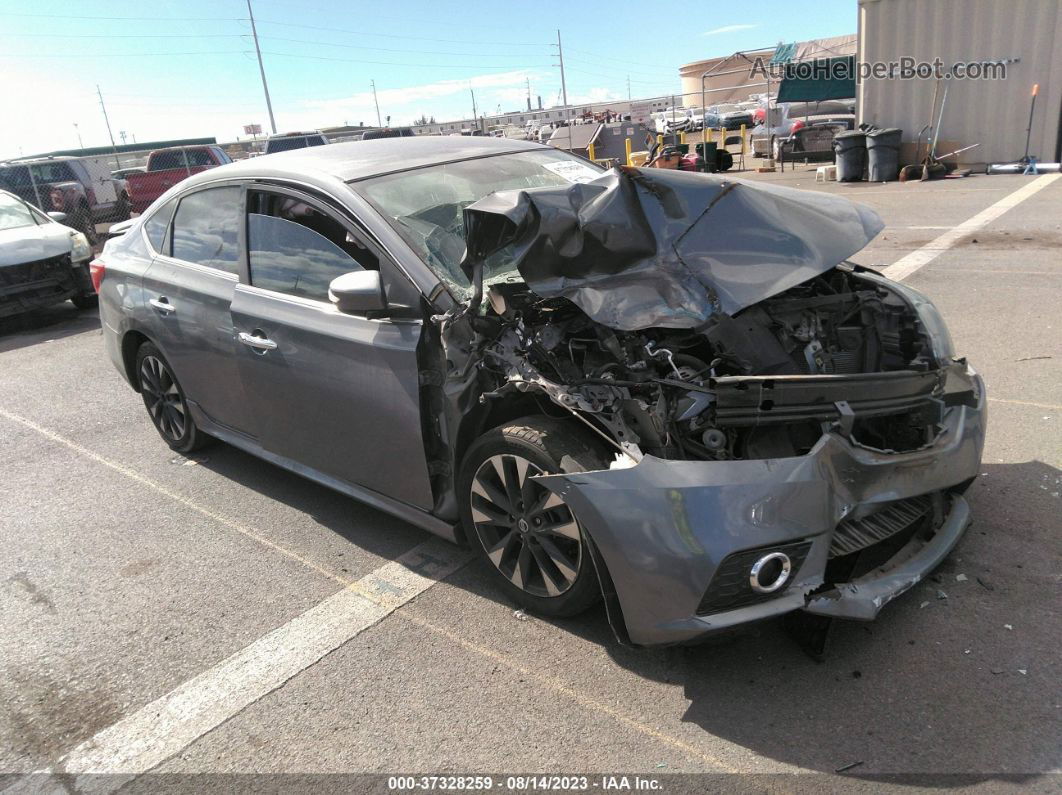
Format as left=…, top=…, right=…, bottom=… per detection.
left=459, top=418, right=606, bottom=617
left=135, top=342, right=209, bottom=453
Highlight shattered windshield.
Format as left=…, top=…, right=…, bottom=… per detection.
left=355, top=149, right=604, bottom=298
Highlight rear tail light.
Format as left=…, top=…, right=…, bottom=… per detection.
left=790, top=120, right=805, bottom=133
left=50, top=188, right=64, bottom=210
left=89, top=259, right=105, bottom=293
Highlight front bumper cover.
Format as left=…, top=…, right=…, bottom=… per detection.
left=535, top=365, right=986, bottom=646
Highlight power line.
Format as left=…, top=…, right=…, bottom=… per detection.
left=257, top=35, right=543, bottom=59
left=252, top=18, right=545, bottom=47
left=0, top=11, right=241, bottom=21
left=0, top=32, right=246, bottom=39
left=260, top=51, right=550, bottom=69
left=0, top=50, right=251, bottom=58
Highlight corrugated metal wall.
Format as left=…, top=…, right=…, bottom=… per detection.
left=858, top=0, right=1062, bottom=164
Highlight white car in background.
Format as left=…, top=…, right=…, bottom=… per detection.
left=0, top=188, right=96, bottom=318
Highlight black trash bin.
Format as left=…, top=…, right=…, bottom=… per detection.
left=833, top=130, right=867, bottom=181
left=866, top=127, right=903, bottom=181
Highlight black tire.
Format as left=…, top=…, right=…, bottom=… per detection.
left=458, top=416, right=608, bottom=618
left=71, top=293, right=98, bottom=310
left=74, top=204, right=99, bottom=245
left=114, top=193, right=131, bottom=221
left=134, top=342, right=210, bottom=453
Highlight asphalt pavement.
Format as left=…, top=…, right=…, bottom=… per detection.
left=1, top=168, right=1059, bottom=789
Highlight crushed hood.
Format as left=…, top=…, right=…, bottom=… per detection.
left=461, top=166, right=884, bottom=330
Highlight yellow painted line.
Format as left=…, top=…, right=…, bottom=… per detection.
left=988, top=397, right=1062, bottom=411
left=0, top=407, right=751, bottom=776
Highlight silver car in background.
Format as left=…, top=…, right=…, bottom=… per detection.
left=95, top=138, right=985, bottom=647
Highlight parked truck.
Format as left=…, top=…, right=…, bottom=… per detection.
left=125, top=145, right=232, bottom=214
left=0, top=155, right=130, bottom=244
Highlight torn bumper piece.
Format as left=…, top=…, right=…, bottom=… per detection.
left=534, top=369, right=986, bottom=647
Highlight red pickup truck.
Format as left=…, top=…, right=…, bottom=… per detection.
left=126, top=145, right=232, bottom=214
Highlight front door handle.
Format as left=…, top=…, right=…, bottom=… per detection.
left=238, top=331, right=278, bottom=351
left=149, top=297, right=175, bottom=314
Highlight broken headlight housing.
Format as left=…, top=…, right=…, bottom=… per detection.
left=69, top=230, right=92, bottom=262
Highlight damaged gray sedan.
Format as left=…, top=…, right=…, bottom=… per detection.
left=96, top=138, right=985, bottom=647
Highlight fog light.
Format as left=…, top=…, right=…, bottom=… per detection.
left=749, top=551, right=791, bottom=593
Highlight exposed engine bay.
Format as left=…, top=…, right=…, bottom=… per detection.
left=463, top=266, right=949, bottom=464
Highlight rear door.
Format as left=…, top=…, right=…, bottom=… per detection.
left=82, top=158, right=118, bottom=204
left=229, top=184, right=433, bottom=509
left=141, top=184, right=251, bottom=435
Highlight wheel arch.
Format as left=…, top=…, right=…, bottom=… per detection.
left=121, top=329, right=152, bottom=392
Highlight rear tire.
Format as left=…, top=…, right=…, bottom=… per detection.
left=134, top=342, right=210, bottom=453
left=71, top=293, right=98, bottom=310
left=458, top=417, right=608, bottom=618
left=74, top=204, right=99, bottom=245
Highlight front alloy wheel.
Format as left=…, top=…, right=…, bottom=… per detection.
left=459, top=418, right=607, bottom=617
left=470, top=454, right=582, bottom=598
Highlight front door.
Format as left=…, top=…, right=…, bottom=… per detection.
left=141, top=184, right=251, bottom=434
left=230, top=186, right=434, bottom=510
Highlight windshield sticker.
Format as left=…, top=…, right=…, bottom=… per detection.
left=542, top=160, right=602, bottom=184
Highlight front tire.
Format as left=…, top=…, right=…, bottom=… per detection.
left=74, top=204, right=99, bottom=244
left=459, top=417, right=607, bottom=618
left=114, top=193, right=131, bottom=221
left=135, top=342, right=209, bottom=453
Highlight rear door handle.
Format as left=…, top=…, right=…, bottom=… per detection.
left=238, top=331, right=278, bottom=351
left=149, top=297, right=175, bottom=314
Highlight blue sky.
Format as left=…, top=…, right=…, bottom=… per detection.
left=0, top=0, right=856, bottom=158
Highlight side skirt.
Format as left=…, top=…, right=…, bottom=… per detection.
left=189, top=402, right=460, bottom=544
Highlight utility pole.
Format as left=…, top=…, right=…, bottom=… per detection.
left=470, top=86, right=478, bottom=132
left=553, top=29, right=570, bottom=149
left=73, top=123, right=83, bottom=149
left=371, top=80, right=382, bottom=127
left=526, top=76, right=531, bottom=111
left=246, top=0, right=277, bottom=134
left=119, top=131, right=127, bottom=145
left=627, top=75, right=631, bottom=101
left=96, top=85, right=121, bottom=169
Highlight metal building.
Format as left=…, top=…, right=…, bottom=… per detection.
left=858, top=0, right=1062, bottom=166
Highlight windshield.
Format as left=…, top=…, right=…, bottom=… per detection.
left=0, top=192, right=40, bottom=231
left=355, top=149, right=604, bottom=298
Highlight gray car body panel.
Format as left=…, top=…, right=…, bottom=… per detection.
left=534, top=368, right=986, bottom=646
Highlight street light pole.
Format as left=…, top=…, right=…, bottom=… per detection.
left=553, top=29, right=570, bottom=149
left=246, top=0, right=277, bottom=135
left=371, top=80, right=382, bottom=128
left=73, top=123, right=83, bottom=150
left=96, top=85, right=121, bottom=169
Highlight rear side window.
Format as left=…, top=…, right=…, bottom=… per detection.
left=171, top=186, right=241, bottom=273
left=150, top=151, right=184, bottom=171
left=247, top=192, right=378, bottom=301
left=143, top=197, right=177, bottom=254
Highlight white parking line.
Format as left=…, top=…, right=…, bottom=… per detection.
left=4, top=539, right=469, bottom=794
left=881, top=173, right=1061, bottom=282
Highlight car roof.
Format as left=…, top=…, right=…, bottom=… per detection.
left=176, top=136, right=550, bottom=188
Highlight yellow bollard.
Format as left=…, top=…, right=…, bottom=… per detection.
left=625, top=138, right=632, bottom=166
left=656, top=134, right=663, bottom=148
left=740, top=124, right=746, bottom=155
left=588, top=142, right=595, bottom=162
left=706, top=128, right=713, bottom=145
left=680, top=131, right=687, bottom=145
left=719, top=127, right=725, bottom=149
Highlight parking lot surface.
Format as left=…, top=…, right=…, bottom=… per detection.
left=1, top=170, right=1060, bottom=787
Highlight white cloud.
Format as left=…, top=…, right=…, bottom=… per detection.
left=702, top=24, right=757, bottom=36
left=298, top=70, right=540, bottom=125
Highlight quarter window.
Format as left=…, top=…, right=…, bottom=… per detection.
left=143, top=197, right=177, bottom=254
left=171, top=186, right=241, bottom=273
left=247, top=192, right=378, bottom=301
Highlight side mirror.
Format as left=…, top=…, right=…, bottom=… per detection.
left=329, top=269, right=387, bottom=314
left=47, top=211, right=68, bottom=222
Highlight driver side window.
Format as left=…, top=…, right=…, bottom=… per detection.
left=246, top=191, right=379, bottom=302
